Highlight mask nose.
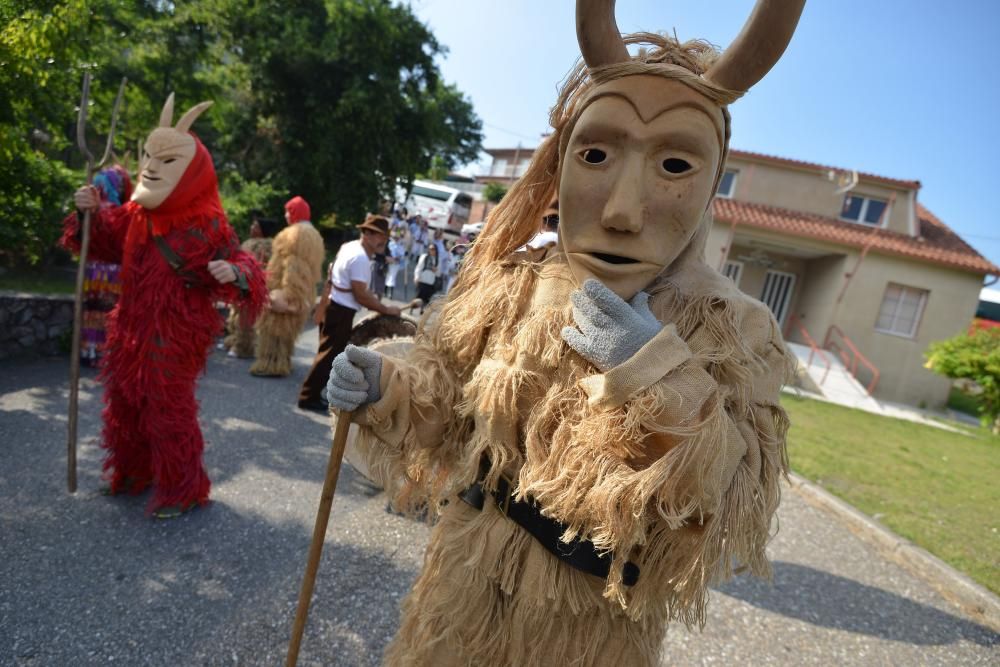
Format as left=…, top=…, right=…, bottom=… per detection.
left=601, top=156, right=644, bottom=233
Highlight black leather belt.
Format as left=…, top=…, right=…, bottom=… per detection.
left=458, top=466, right=640, bottom=587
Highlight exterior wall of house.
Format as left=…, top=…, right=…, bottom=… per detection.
left=788, top=253, right=850, bottom=347
left=481, top=149, right=536, bottom=181
left=707, top=219, right=983, bottom=407
left=724, top=157, right=914, bottom=236
left=835, top=253, right=983, bottom=407
left=704, top=222, right=730, bottom=271
left=497, top=149, right=990, bottom=409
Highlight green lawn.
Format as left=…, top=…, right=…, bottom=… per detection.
left=782, top=393, right=1000, bottom=595
left=0, top=273, right=75, bottom=294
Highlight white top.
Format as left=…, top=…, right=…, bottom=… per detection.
left=414, top=253, right=440, bottom=285
left=329, top=239, right=371, bottom=311
left=433, top=239, right=451, bottom=275
left=527, top=230, right=559, bottom=249
left=410, top=224, right=428, bottom=255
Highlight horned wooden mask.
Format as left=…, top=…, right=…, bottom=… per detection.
left=131, top=93, right=213, bottom=210
left=559, top=0, right=805, bottom=300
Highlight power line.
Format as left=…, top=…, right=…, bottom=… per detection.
left=482, top=121, right=541, bottom=143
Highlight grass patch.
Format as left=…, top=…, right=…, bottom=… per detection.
left=0, top=273, right=75, bottom=295
left=782, top=393, right=1000, bottom=595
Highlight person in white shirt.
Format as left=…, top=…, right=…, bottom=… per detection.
left=384, top=228, right=408, bottom=299
left=297, top=215, right=400, bottom=411
left=413, top=242, right=442, bottom=314
left=431, top=228, right=452, bottom=294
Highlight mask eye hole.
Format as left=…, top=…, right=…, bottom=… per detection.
left=582, top=148, right=606, bottom=164
left=164, top=158, right=176, bottom=164
left=662, top=158, right=692, bottom=174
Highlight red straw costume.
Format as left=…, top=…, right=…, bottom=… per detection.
left=62, top=135, right=266, bottom=513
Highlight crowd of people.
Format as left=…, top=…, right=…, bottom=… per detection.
left=375, top=206, right=470, bottom=307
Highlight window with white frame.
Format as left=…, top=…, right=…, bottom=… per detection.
left=875, top=283, right=928, bottom=338
left=716, top=169, right=738, bottom=198
left=722, top=260, right=743, bottom=286
left=841, top=194, right=888, bottom=226
left=490, top=158, right=508, bottom=177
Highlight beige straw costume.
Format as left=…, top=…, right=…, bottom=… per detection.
left=250, top=221, right=324, bottom=376
left=223, top=236, right=272, bottom=357
left=350, top=228, right=791, bottom=664
left=331, top=2, right=804, bottom=663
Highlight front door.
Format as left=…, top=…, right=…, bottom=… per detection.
left=760, top=270, right=796, bottom=326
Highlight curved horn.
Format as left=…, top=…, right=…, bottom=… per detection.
left=175, top=101, right=213, bottom=133
left=576, top=0, right=629, bottom=69
left=158, top=92, right=175, bottom=128
left=705, top=0, right=806, bottom=92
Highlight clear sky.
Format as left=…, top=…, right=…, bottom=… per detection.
left=410, top=0, right=1000, bottom=274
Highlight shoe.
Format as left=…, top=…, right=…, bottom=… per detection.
left=250, top=368, right=287, bottom=378
left=298, top=399, right=330, bottom=413
left=100, top=476, right=151, bottom=496
left=152, top=501, right=199, bottom=520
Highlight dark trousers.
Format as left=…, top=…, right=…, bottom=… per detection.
left=298, top=301, right=356, bottom=404
left=416, top=282, right=437, bottom=310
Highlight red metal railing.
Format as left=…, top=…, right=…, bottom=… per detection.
left=785, top=314, right=831, bottom=386
left=823, top=325, right=880, bottom=395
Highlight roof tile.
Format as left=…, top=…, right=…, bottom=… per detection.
left=728, top=149, right=922, bottom=190
left=713, top=198, right=999, bottom=276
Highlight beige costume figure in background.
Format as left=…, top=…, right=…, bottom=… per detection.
left=250, top=196, right=324, bottom=377
left=223, top=217, right=280, bottom=357
left=332, top=1, right=805, bottom=665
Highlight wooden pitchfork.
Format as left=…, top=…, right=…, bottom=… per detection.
left=67, top=73, right=126, bottom=493
left=286, top=409, right=353, bottom=666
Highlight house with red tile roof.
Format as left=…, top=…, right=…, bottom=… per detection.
left=478, top=147, right=999, bottom=408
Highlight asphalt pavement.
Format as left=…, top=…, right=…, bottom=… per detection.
left=1, top=315, right=997, bottom=666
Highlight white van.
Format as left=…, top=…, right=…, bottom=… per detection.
left=399, top=180, right=473, bottom=234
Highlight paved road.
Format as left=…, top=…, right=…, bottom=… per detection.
left=1, top=321, right=997, bottom=666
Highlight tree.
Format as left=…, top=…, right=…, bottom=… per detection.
left=0, top=0, right=482, bottom=266
left=1, top=1, right=101, bottom=265
left=226, top=0, right=483, bottom=224
left=925, top=327, right=1000, bottom=433
left=0, top=0, right=238, bottom=265
left=482, top=181, right=507, bottom=204
left=423, top=155, right=448, bottom=181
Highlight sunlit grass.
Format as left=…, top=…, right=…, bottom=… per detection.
left=783, top=393, right=1000, bottom=594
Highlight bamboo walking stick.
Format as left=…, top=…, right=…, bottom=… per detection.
left=286, top=409, right=353, bottom=666
left=67, top=74, right=126, bottom=493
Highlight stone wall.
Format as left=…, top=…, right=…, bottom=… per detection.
left=0, top=291, right=75, bottom=360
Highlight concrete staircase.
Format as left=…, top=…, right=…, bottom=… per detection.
left=786, top=341, right=882, bottom=412
left=785, top=341, right=971, bottom=433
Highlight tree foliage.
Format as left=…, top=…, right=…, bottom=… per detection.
left=0, top=0, right=482, bottom=265
left=925, top=327, right=1000, bottom=432
left=482, top=181, right=507, bottom=204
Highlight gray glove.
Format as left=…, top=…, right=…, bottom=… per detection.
left=561, top=279, right=661, bottom=372
left=326, top=344, right=383, bottom=412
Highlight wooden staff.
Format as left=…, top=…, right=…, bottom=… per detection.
left=67, top=74, right=126, bottom=493
left=286, top=409, right=353, bottom=666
